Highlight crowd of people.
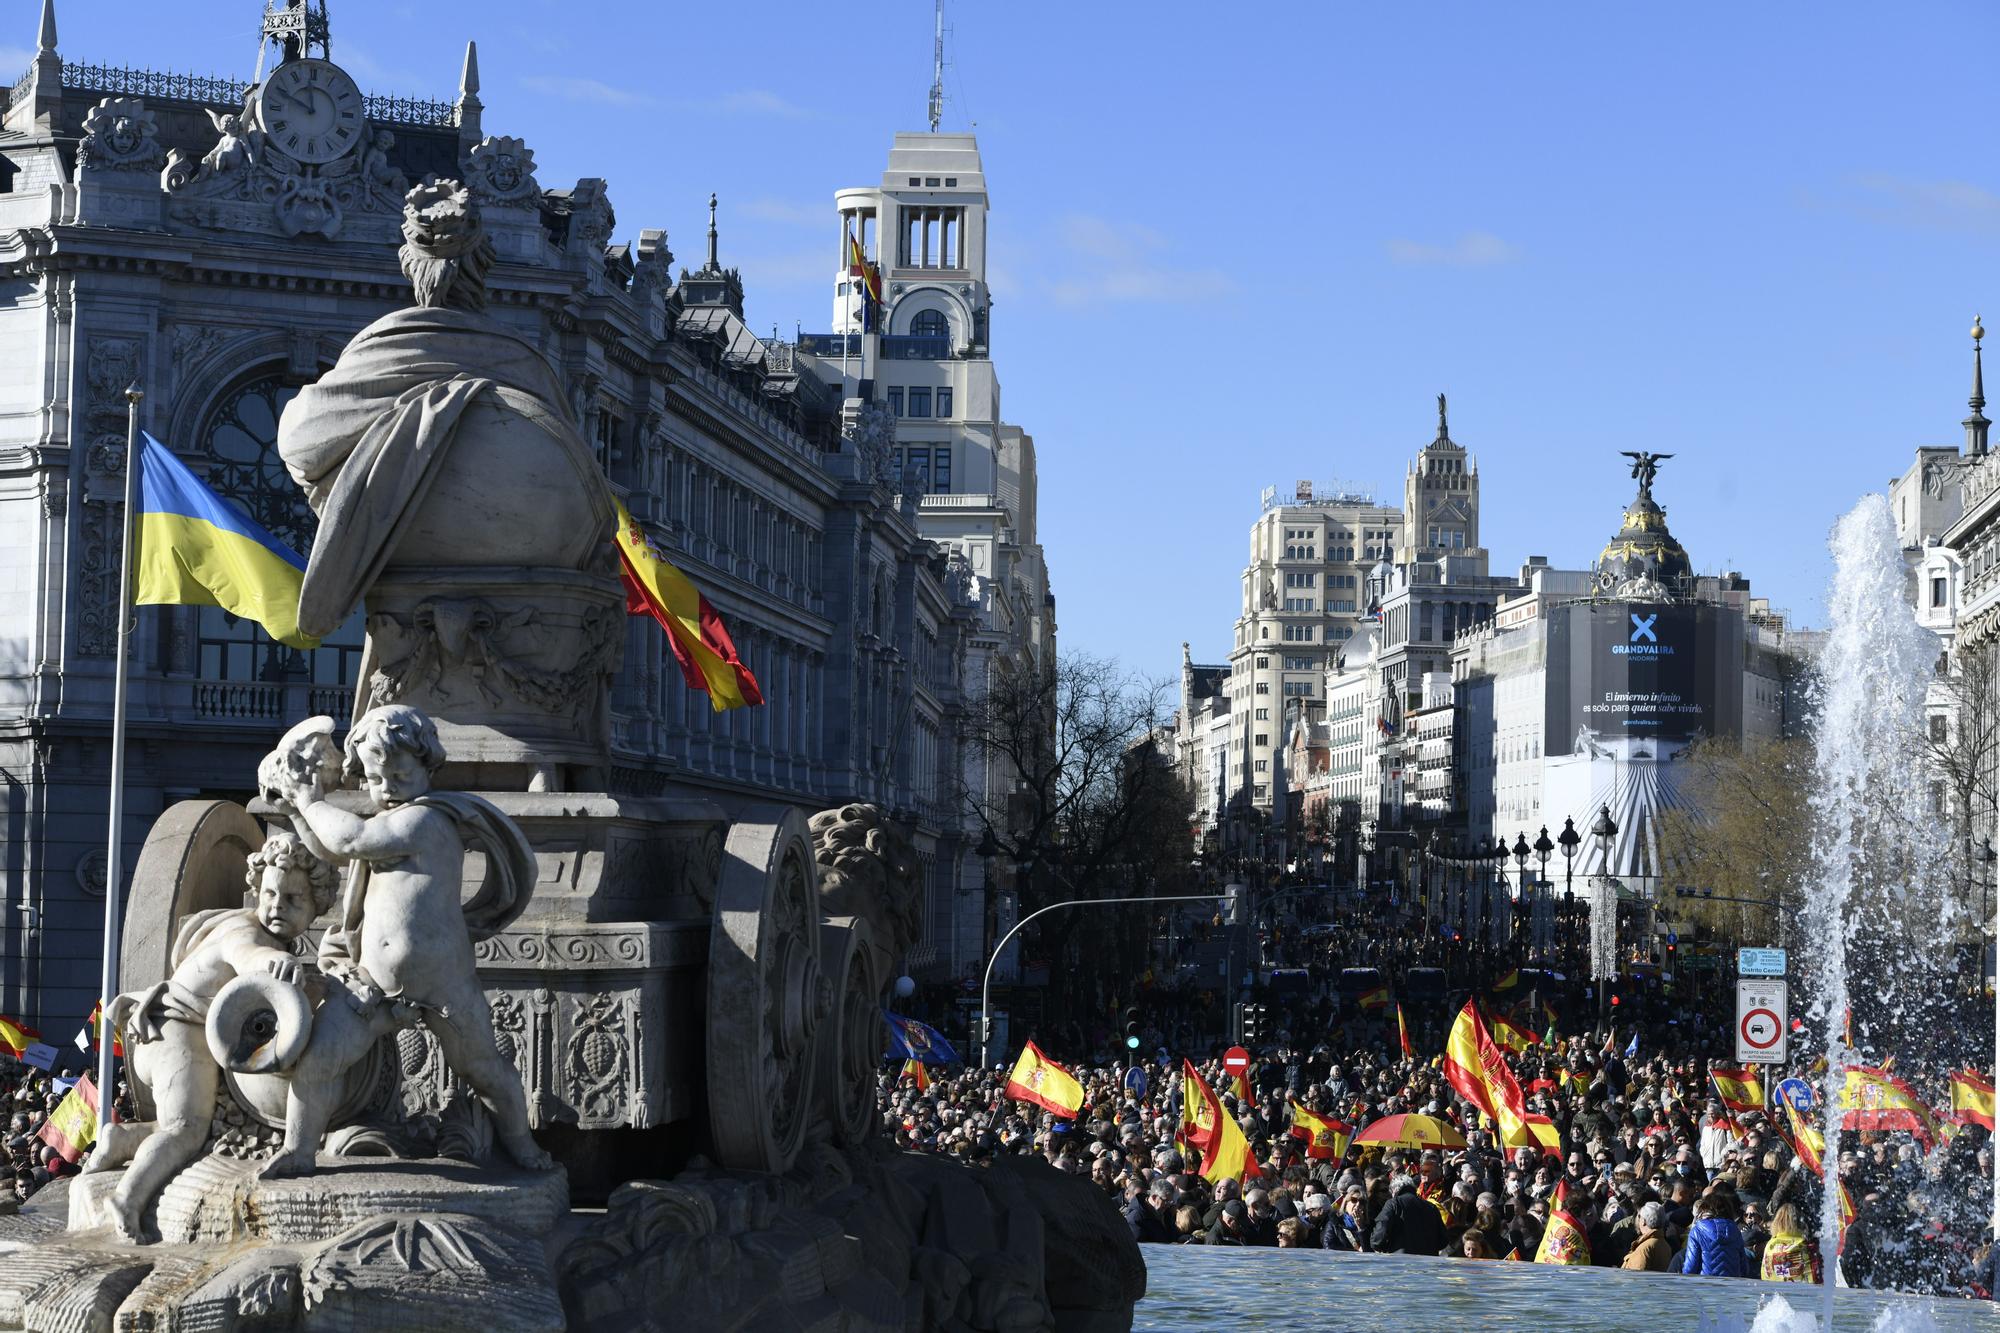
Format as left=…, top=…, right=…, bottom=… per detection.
left=882, top=964, right=1999, bottom=1298
left=0, top=1063, right=118, bottom=1213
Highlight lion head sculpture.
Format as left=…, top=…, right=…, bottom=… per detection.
left=807, top=803, right=921, bottom=960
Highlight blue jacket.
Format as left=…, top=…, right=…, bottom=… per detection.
left=1680, top=1217, right=1749, bottom=1277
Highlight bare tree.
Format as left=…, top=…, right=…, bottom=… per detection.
left=1919, top=642, right=2000, bottom=923
left=1658, top=737, right=1816, bottom=946
left=958, top=650, right=1189, bottom=1020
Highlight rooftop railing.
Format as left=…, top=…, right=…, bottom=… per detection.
left=58, top=61, right=457, bottom=128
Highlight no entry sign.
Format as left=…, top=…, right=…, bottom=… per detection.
left=1735, top=979, right=1788, bottom=1065
left=1223, top=1046, right=1250, bottom=1073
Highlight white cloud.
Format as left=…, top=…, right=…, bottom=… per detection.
left=521, top=74, right=655, bottom=107
left=706, top=89, right=815, bottom=119
left=1037, top=213, right=1234, bottom=307
left=1833, top=174, right=2000, bottom=234
left=1384, top=230, right=1522, bottom=267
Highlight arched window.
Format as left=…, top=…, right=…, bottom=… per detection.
left=910, top=309, right=948, bottom=340
left=197, top=372, right=365, bottom=687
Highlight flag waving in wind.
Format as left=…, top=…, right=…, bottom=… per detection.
left=132, top=432, right=317, bottom=648
left=1004, top=1041, right=1084, bottom=1118
left=613, top=496, right=762, bottom=711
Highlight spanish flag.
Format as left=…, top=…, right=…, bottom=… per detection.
left=75, top=1000, right=123, bottom=1059
left=1710, top=1065, right=1763, bottom=1114
left=1493, top=968, right=1521, bottom=993
left=1185, top=1062, right=1260, bottom=1184
left=612, top=496, right=762, bottom=711
left=1287, top=1099, right=1351, bottom=1161
left=1178, top=1059, right=1217, bottom=1157
left=1357, top=985, right=1392, bottom=1011
left=36, top=1073, right=98, bottom=1165
left=1780, top=1103, right=1857, bottom=1250
left=845, top=224, right=867, bottom=276
left=1508, top=1111, right=1563, bottom=1155
left=1838, top=1065, right=1937, bottom=1148
left=1952, top=1070, right=1995, bottom=1131
left=1003, top=1040, right=1084, bottom=1118
left=1442, top=999, right=1529, bottom=1147
left=1396, top=1004, right=1414, bottom=1059
left=1534, top=1179, right=1592, bottom=1265
left=1229, top=1069, right=1251, bottom=1103
left=1490, top=1012, right=1537, bottom=1056
left=901, top=1057, right=929, bottom=1093
left=132, top=432, right=316, bottom=648
left=0, top=1015, right=36, bottom=1059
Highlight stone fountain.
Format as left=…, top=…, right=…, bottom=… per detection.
left=0, top=182, right=1142, bottom=1332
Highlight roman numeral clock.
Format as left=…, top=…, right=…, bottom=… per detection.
left=254, top=58, right=364, bottom=165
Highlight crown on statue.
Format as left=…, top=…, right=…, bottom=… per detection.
left=401, top=179, right=483, bottom=259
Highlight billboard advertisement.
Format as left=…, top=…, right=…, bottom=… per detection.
left=1544, top=602, right=1741, bottom=752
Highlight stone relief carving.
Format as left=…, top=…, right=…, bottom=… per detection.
left=77, top=335, right=143, bottom=656
left=163, top=95, right=408, bottom=241
left=362, top=598, right=620, bottom=718
left=808, top=803, right=920, bottom=959
left=79, top=96, right=165, bottom=171
left=563, top=993, right=631, bottom=1124
left=840, top=399, right=896, bottom=484
left=168, top=321, right=234, bottom=379
left=465, top=134, right=539, bottom=205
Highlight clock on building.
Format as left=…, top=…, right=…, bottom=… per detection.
left=254, top=58, right=365, bottom=165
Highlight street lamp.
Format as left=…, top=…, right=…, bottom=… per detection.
left=1589, top=803, right=1619, bottom=1028
left=1533, top=826, right=1555, bottom=958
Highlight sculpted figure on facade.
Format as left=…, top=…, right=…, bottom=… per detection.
left=84, top=830, right=339, bottom=1240
left=78, top=96, right=164, bottom=171
left=268, top=704, right=549, bottom=1176
left=465, top=134, right=539, bottom=206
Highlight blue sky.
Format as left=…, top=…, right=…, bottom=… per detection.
left=25, top=1, right=1999, bottom=676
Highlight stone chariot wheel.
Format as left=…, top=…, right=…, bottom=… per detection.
left=706, top=807, right=827, bottom=1173
left=813, top=915, right=884, bottom=1147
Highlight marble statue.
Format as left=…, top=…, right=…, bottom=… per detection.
left=83, top=830, right=339, bottom=1241
left=267, top=704, right=549, bottom=1176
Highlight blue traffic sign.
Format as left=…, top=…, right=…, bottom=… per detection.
left=1737, top=947, right=1786, bottom=977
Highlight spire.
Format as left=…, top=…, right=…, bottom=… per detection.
left=460, top=39, right=480, bottom=98
left=37, top=0, right=55, bottom=54
left=1968, top=315, right=1989, bottom=457
left=706, top=192, right=719, bottom=270
left=454, top=38, right=483, bottom=143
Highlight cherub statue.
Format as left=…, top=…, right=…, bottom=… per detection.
left=268, top=704, right=548, bottom=1176
left=85, top=831, right=339, bottom=1242
left=197, top=108, right=253, bottom=181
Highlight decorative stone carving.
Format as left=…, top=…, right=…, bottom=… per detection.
left=277, top=181, right=620, bottom=783
left=163, top=91, right=409, bottom=241
left=168, top=321, right=234, bottom=380
left=79, top=96, right=164, bottom=171
left=73, top=848, right=107, bottom=898
left=76, top=335, right=143, bottom=656
left=465, top=134, right=539, bottom=205
left=841, top=399, right=896, bottom=484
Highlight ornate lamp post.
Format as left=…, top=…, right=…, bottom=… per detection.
left=1557, top=817, right=1581, bottom=967
left=1533, top=825, right=1555, bottom=957
left=1589, top=803, right=1619, bottom=1029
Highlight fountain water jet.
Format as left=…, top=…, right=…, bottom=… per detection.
left=1805, top=494, right=1957, bottom=1321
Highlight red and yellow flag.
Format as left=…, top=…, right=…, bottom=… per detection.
left=78, top=1000, right=124, bottom=1059
left=1710, top=1065, right=1763, bottom=1115
left=1952, top=1070, right=1995, bottom=1131
left=1288, top=1099, right=1351, bottom=1161
left=37, top=1073, right=97, bottom=1165
left=1442, top=999, right=1529, bottom=1147
left=1838, top=1065, right=1937, bottom=1148
left=1178, top=1059, right=1217, bottom=1158
left=1534, top=1179, right=1592, bottom=1265
left=1358, top=985, right=1392, bottom=1011
left=1003, top=1040, right=1084, bottom=1118
left=1489, top=1012, right=1537, bottom=1056
left=0, top=1015, right=37, bottom=1059
left=1229, top=1070, right=1251, bottom=1103
left=1506, top=1111, right=1562, bottom=1155
left=612, top=496, right=763, bottom=712
left=1493, top=968, right=1521, bottom=993
left=901, top=1057, right=929, bottom=1093
left=845, top=224, right=867, bottom=276
left=1184, top=1061, right=1260, bottom=1184
left=1396, top=1004, right=1414, bottom=1060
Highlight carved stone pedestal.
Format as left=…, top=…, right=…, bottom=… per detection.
left=0, top=1156, right=569, bottom=1332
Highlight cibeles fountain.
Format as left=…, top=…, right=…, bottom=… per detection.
left=0, top=183, right=1142, bottom=1332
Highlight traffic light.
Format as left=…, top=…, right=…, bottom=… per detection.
left=981, top=1016, right=995, bottom=1044
left=1123, top=1006, right=1142, bottom=1051
left=1243, top=1003, right=1266, bottom=1046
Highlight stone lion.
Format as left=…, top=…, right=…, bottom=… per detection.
left=807, top=804, right=920, bottom=959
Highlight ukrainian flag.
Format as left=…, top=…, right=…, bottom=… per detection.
left=134, top=432, right=317, bottom=649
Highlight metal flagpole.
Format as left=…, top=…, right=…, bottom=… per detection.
left=95, top=383, right=143, bottom=1122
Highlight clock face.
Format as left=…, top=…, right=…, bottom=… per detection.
left=256, top=58, right=365, bottom=165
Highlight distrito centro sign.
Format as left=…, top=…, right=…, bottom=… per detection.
left=1735, top=979, right=1788, bottom=1065
left=1223, top=1046, right=1250, bottom=1073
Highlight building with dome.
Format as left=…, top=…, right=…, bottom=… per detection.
left=1450, top=455, right=1807, bottom=888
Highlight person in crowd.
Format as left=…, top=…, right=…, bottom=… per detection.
left=1681, top=1196, right=1750, bottom=1277
left=1371, top=1172, right=1446, bottom=1255
left=1621, top=1201, right=1673, bottom=1271
left=1759, top=1202, right=1822, bottom=1284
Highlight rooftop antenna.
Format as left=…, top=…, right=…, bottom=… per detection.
left=927, top=0, right=945, bottom=132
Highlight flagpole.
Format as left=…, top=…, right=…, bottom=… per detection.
left=95, top=383, right=142, bottom=1124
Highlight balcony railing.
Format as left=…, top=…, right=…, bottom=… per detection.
left=796, top=333, right=860, bottom=358
left=880, top=335, right=950, bottom=361
left=191, top=679, right=353, bottom=722
left=59, top=61, right=457, bottom=127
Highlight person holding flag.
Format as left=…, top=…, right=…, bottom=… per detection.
left=1441, top=998, right=1530, bottom=1149
left=899, top=1057, right=929, bottom=1094
left=1535, top=1178, right=1592, bottom=1264
left=1287, top=1098, right=1350, bottom=1162
left=1003, top=1040, right=1084, bottom=1119
left=1396, top=1003, right=1414, bottom=1060
left=1951, top=1069, right=1995, bottom=1131
left=1181, top=1059, right=1259, bottom=1184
